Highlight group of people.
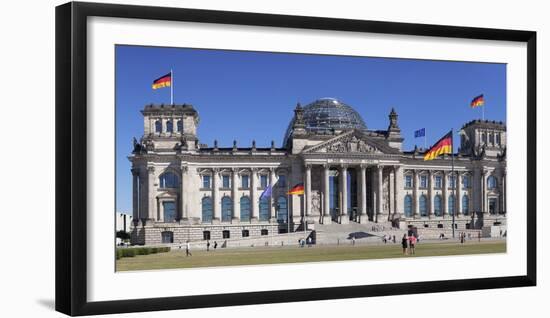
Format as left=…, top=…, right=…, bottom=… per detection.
left=401, top=234, right=418, bottom=255
left=382, top=234, right=396, bottom=244
left=298, top=237, right=313, bottom=247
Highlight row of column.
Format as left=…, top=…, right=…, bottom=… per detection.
left=409, top=169, right=464, bottom=217
left=304, top=164, right=404, bottom=224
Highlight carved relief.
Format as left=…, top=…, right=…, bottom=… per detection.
left=382, top=172, right=389, bottom=214
left=325, top=136, right=377, bottom=153
left=311, top=190, right=321, bottom=215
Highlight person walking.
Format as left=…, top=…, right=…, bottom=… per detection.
left=352, top=236, right=356, bottom=246
left=408, top=235, right=416, bottom=255
left=401, top=234, right=408, bottom=255
left=185, top=240, right=192, bottom=257
left=213, top=241, right=218, bottom=250
left=206, top=240, right=210, bottom=251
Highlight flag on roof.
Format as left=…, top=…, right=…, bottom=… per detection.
left=470, top=94, right=484, bottom=108
left=424, top=131, right=452, bottom=161
left=152, top=72, right=172, bottom=89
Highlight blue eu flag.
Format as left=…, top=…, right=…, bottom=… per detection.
left=414, top=128, right=425, bottom=138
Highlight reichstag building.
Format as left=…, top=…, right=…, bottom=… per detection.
left=129, top=98, right=506, bottom=245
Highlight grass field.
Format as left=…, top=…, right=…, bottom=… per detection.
left=116, top=240, right=506, bottom=272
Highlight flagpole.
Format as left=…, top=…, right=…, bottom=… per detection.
left=170, top=69, right=174, bottom=105
left=451, top=128, right=456, bottom=239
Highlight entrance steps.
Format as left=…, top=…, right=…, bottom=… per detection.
left=314, top=222, right=403, bottom=245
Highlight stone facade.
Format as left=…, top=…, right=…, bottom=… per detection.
left=129, top=99, right=506, bottom=245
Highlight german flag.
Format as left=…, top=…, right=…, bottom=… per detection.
left=470, top=94, right=484, bottom=108
left=152, top=72, right=172, bottom=89
left=424, top=131, right=452, bottom=161
left=287, top=183, right=305, bottom=195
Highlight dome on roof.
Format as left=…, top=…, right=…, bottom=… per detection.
left=283, top=98, right=367, bottom=145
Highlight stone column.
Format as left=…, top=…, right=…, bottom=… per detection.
left=394, top=165, right=404, bottom=218
left=212, top=168, right=220, bottom=223
left=305, top=164, right=312, bottom=216
left=132, top=168, right=139, bottom=221
left=442, top=171, right=448, bottom=216
left=269, top=168, right=276, bottom=222
left=413, top=170, right=419, bottom=218
left=339, top=165, right=349, bottom=224
left=251, top=168, right=259, bottom=221
left=428, top=170, right=434, bottom=218
left=501, top=168, right=506, bottom=214
left=180, top=166, right=188, bottom=220
left=147, top=166, right=156, bottom=222
left=481, top=169, right=488, bottom=214
left=456, top=172, right=462, bottom=217
left=359, top=165, right=367, bottom=223
left=232, top=168, right=239, bottom=222
left=376, top=165, right=383, bottom=223
left=388, top=169, right=394, bottom=221
left=323, top=164, right=332, bottom=224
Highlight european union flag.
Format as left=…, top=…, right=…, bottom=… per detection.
left=414, top=128, right=425, bottom=138
left=260, top=185, right=272, bottom=200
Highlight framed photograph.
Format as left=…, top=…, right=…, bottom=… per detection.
left=55, top=1, right=536, bottom=316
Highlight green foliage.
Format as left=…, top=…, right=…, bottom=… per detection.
left=116, top=246, right=171, bottom=259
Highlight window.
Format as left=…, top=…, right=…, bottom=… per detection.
left=487, top=176, right=497, bottom=189
left=462, top=175, right=471, bottom=189
left=404, top=195, right=413, bottom=217
left=420, top=175, right=428, bottom=189
left=201, top=197, right=213, bottom=223
left=462, top=195, right=470, bottom=215
left=203, top=231, right=211, bottom=240
left=222, top=175, right=231, bottom=188
left=419, top=195, right=428, bottom=216
left=405, top=175, right=413, bottom=188
left=261, top=229, right=268, bottom=236
left=162, top=201, right=176, bottom=223
left=240, top=196, right=251, bottom=222
left=448, top=175, right=456, bottom=189
left=260, top=174, right=268, bottom=188
left=276, top=196, right=288, bottom=224
left=434, top=195, right=442, bottom=216
left=159, top=172, right=179, bottom=188
left=177, top=120, right=183, bottom=132
left=166, top=120, right=173, bottom=133
left=481, top=132, right=487, bottom=144
left=221, top=197, right=233, bottom=222
left=202, top=175, right=211, bottom=188
left=242, top=230, right=249, bottom=237
left=489, top=133, right=494, bottom=144
left=448, top=195, right=456, bottom=215
left=259, top=197, right=269, bottom=221
left=241, top=175, right=249, bottom=189
left=278, top=175, right=287, bottom=188
left=161, top=231, right=174, bottom=243
left=496, top=133, right=501, bottom=145
left=434, top=175, right=442, bottom=189
left=222, top=230, right=230, bottom=239
left=155, top=120, right=162, bottom=133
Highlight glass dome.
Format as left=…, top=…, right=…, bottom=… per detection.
left=283, top=98, right=367, bottom=145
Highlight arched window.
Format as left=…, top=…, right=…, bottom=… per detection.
left=259, top=197, right=269, bottom=221
left=434, top=195, right=442, bottom=216
left=276, top=196, right=288, bottom=224
left=240, top=196, right=251, bottom=222
left=462, top=195, right=470, bottom=215
left=201, top=197, right=213, bottom=223
left=462, top=175, right=471, bottom=189
left=166, top=120, right=173, bottom=133
left=155, top=120, right=162, bottom=133
left=177, top=120, right=183, bottom=132
left=448, top=195, right=456, bottom=215
left=404, top=195, right=413, bottom=217
left=221, top=197, right=233, bottom=222
left=419, top=195, right=428, bottom=217
left=159, top=172, right=179, bottom=188
left=487, top=176, right=497, bottom=189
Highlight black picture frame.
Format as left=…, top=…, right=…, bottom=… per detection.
left=55, top=1, right=537, bottom=316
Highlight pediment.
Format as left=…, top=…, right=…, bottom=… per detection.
left=302, top=130, right=396, bottom=155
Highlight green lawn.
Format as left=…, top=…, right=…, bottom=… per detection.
left=116, top=240, right=506, bottom=272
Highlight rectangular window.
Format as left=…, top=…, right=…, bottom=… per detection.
left=462, top=176, right=470, bottom=189
left=222, top=230, right=230, bottom=239
left=405, top=175, right=413, bottom=188
left=278, top=175, right=286, bottom=188
left=202, top=175, right=211, bottom=188
left=222, top=175, right=230, bottom=188
left=420, top=175, right=428, bottom=188
left=449, top=175, right=456, bottom=189
left=260, top=175, right=268, bottom=188
left=241, top=175, right=249, bottom=188
left=434, top=176, right=442, bottom=189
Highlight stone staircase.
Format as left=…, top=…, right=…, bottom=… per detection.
left=314, top=222, right=404, bottom=245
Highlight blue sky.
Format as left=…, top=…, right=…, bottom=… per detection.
left=115, top=45, right=506, bottom=214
